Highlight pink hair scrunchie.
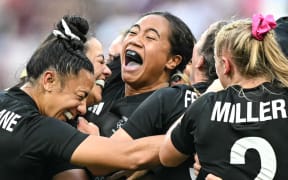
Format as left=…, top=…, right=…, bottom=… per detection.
left=252, top=14, right=277, bottom=40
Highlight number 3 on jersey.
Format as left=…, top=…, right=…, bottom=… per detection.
left=230, top=137, right=277, bottom=180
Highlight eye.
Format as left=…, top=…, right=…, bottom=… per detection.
left=127, top=26, right=139, bottom=36
left=145, top=31, right=158, bottom=40
left=78, top=95, right=85, bottom=101
left=127, top=30, right=137, bottom=35
left=146, top=36, right=156, bottom=40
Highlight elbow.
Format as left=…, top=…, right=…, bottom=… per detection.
left=159, top=148, right=183, bottom=167
left=159, top=153, right=176, bottom=167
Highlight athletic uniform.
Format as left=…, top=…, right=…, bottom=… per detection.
left=86, top=90, right=155, bottom=137
left=171, top=82, right=288, bottom=179
left=122, top=82, right=209, bottom=180
left=0, top=87, right=88, bottom=180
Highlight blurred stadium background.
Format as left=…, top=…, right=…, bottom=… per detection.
left=0, top=0, right=287, bottom=89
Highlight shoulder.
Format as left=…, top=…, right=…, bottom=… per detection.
left=153, top=84, right=190, bottom=97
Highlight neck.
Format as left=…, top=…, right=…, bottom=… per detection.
left=191, top=70, right=208, bottom=85
left=228, top=76, right=270, bottom=89
left=21, top=82, right=43, bottom=113
left=125, top=82, right=169, bottom=96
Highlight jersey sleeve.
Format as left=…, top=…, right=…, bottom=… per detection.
left=122, top=86, right=186, bottom=139
left=23, top=116, right=88, bottom=161
left=170, top=94, right=208, bottom=155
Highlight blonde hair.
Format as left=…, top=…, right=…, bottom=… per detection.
left=215, top=19, right=288, bottom=87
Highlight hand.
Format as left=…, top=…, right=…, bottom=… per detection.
left=105, top=170, right=134, bottom=180
left=193, top=154, right=201, bottom=176
left=77, top=117, right=99, bottom=135
left=206, top=174, right=222, bottom=180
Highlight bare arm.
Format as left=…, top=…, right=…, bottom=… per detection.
left=70, top=134, right=163, bottom=175
left=159, top=131, right=189, bottom=167
left=111, top=128, right=134, bottom=142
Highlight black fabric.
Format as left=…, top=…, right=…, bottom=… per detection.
left=171, top=82, right=288, bottom=179
left=0, top=87, right=88, bottom=180
left=86, top=91, right=154, bottom=137
left=123, top=83, right=207, bottom=139
left=275, top=16, right=288, bottom=57
left=121, top=83, right=209, bottom=180
left=102, top=56, right=124, bottom=101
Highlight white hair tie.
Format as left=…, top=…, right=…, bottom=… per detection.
left=52, top=19, right=81, bottom=41
left=52, top=30, right=68, bottom=39
left=61, top=19, right=81, bottom=41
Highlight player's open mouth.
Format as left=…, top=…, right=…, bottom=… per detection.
left=125, top=50, right=143, bottom=66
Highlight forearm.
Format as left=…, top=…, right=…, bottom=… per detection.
left=71, top=135, right=163, bottom=173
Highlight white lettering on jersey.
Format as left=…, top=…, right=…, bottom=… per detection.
left=0, top=109, right=21, bottom=132
left=112, top=116, right=128, bottom=134
left=184, top=90, right=198, bottom=108
left=211, top=99, right=287, bottom=123
left=230, top=137, right=277, bottom=179
left=88, top=102, right=104, bottom=115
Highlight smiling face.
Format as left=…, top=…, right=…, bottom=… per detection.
left=121, top=14, right=173, bottom=90
left=44, top=69, right=94, bottom=121
left=85, top=37, right=111, bottom=105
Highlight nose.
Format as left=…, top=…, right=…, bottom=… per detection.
left=103, top=64, right=112, bottom=78
left=77, top=100, right=87, bottom=115
left=126, top=34, right=143, bottom=48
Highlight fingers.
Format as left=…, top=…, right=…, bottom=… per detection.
left=77, top=117, right=100, bottom=135
left=193, top=154, right=201, bottom=176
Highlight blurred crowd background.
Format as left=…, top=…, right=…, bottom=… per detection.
left=0, top=0, right=287, bottom=89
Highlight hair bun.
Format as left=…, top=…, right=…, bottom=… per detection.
left=56, top=15, right=89, bottom=43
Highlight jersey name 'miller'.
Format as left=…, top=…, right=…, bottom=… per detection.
left=211, top=99, right=287, bottom=123
left=0, top=109, right=21, bottom=132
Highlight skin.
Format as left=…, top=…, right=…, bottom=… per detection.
left=183, top=60, right=193, bottom=83
left=159, top=46, right=270, bottom=180
left=108, top=16, right=218, bottom=179
left=190, top=29, right=209, bottom=84
left=76, top=14, right=185, bottom=179
left=20, top=67, right=163, bottom=177
left=53, top=37, right=111, bottom=180
left=85, top=37, right=112, bottom=106
left=21, top=69, right=94, bottom=122
left=107, top=34, right=124, bottom=63
left=121, top=14, right=181, bottom=96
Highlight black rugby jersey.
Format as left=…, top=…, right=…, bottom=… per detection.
left=0, top=87, right=88, bottom=180
left=85, top=90, right=154, bottom=137
left=122, top=82, right=209, bottom=180
left=171, top=82, right=288, bottom=179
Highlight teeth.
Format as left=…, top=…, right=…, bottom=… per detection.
left=95, top=79, right=105, bottom=88
left=64, top=111, right=73, bottom=120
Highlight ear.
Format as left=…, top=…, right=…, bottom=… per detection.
left=195, top=55, right=205, bottom=68
left=42, top=70, right=57, bottom=92
left=222, top=56, right=231, bottom=75
left=166, top=55, right=182, bottom=70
